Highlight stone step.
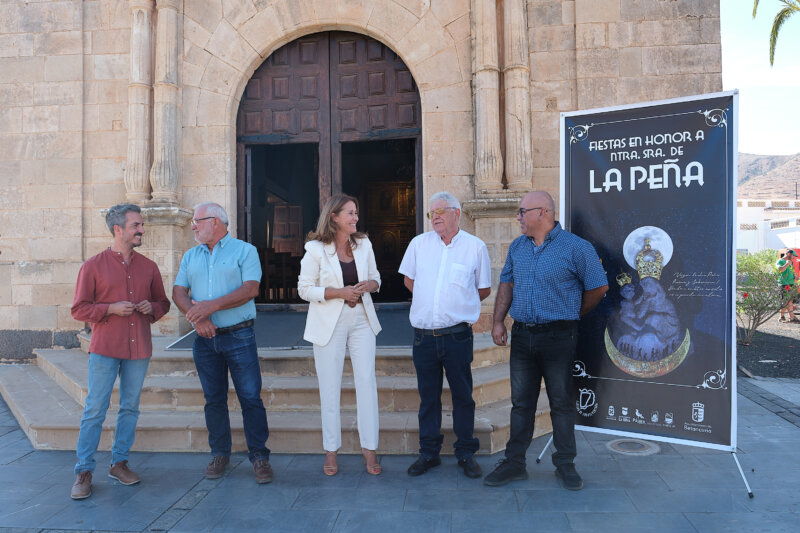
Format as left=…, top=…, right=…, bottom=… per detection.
left=0, top=364, right=553, bottom=454
left=35, top=349, right=511, bottom=412
left=72, top=334, right=508, bottom=377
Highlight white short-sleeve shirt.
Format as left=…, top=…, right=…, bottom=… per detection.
left=399, top=229, right=492, bottom=329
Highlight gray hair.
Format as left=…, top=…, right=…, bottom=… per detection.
left=194, top=202, right=229, bottom=226
left=105, top=204, right=141, bottom=236
left=429, top=191, right=461, bottom=210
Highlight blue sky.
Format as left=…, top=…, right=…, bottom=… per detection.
left=721, top=0, right=800, bottom=155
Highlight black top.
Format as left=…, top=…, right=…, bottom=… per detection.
left=340, top=260, right=358, bottom=286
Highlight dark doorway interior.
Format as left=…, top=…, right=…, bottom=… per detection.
left=249, top=143, right=319, bottom=302
left=342, top=138, right=416, bottom=301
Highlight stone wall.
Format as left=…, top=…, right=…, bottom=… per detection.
left=0, top=0, right=722, bottom=354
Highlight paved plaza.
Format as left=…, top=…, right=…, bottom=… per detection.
left=1, top=377, right=799, bottom=533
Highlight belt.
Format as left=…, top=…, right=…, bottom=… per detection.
left=215, top=319, right=254, bottom=335
left=513, top=320, right=578, bottom=332
left=414, top=322, right=471, bottom=337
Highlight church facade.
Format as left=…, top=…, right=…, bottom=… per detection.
left=0, top=0, right=722, bottom=359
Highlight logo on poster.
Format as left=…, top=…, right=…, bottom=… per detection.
left=577, top=388, right=598, bottom=417
left=692, top=402, right=705, bottom=423
left=665, top=412, right=674, bottom=424
left=650, top=411, right=659, bottom=423
left=608, top=405, right=615, bottom=417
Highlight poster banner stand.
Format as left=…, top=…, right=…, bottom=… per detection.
left=559, top=91, right=752, bottom=497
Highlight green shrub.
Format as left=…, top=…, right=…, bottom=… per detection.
left=736, top=249, right=794, bottom=345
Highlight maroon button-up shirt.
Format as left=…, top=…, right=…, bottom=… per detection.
left=71, top=248, right=171, bottom=359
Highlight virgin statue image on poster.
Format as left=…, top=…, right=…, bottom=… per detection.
left=605, top=226, right=691, bottom=379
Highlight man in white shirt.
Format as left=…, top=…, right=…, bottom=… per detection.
left=399, top=191, right=492, bottom=478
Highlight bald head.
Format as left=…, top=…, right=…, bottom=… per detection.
left=522, top=191, right=555, bottom=214
left=518, top=191, right=556, bottom=240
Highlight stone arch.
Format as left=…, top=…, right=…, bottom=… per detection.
left=182, top=0, right=474, bottom=229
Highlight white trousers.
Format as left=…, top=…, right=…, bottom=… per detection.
left=313, top=303, right=379, bottom=451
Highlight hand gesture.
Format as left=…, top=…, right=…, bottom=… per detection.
left=353, top=281, right=371, bottom=295
left=339, top=286, right=362, bottom=304
left=135, top=300, right=153, bottom=315
left=194, top=318, right=216, bottom=338
left=491, top=322, right=508, bottom=346
left=108, top=301, right=135, bottom=316
left=186, top=299, right=217, bottom=323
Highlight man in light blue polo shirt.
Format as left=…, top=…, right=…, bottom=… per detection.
left=173, top=202, right=272, bottom=484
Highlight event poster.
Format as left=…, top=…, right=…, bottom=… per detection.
left=561, top=92, right=738, bottom=450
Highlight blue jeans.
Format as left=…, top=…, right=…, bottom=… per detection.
left=75, top=353, right=150, bottom=474
left=504, top=322, right=578, bottom=467
left=412, top=328, right=479, bottom=460
left=193, top=326, right=270, bottom=462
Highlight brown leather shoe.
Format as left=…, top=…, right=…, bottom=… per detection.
left=253, top=458, right=273, bottom=484
left=205, top=455, right=230, bottom=479
left=71, top=471, right=92, bottom=499
left=108, top=461, right=140, bottom=485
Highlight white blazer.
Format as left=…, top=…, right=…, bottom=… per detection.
left=297, top=237, right=382, bottom=346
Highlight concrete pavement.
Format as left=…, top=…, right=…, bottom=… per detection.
left=1, top=377, right=799, bottom=532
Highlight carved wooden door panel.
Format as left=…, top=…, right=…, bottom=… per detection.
left=237, top=33, right=331, bottom=229
left=328, top=32, right=421, bottom=191
left=272, top=204, right=303, bottom=256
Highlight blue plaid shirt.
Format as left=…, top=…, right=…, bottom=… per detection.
left=500, top=222, right=608, bottom=324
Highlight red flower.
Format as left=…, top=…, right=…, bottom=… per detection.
left=742, top=292, right=749, bottom=298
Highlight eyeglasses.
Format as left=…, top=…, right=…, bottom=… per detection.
left=191, top=216, right=215, bottom=226
left=517, top=207, right=546, bottom=217
left=426, top=207, right=457, bottom=220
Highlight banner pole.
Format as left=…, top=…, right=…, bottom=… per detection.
left=731, top=451, right=754, bottom=498
left=535, top=435, right=553, bottom=464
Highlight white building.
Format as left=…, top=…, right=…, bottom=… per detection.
left=737, top=199, right=800, bottom=254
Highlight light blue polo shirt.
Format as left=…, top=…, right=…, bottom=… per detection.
left=174, top=233, right=261, bottom=328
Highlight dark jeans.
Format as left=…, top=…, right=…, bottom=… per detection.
left=193, top=326, right=270, bottom=462
left=504, top=322, right=578, bottom=467
left=412, top=328, right=479, bottom=460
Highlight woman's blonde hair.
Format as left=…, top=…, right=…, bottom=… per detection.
left=306, top=194, right=366, bottom=248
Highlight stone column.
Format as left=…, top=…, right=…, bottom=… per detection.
left=148, top=0, right=181, bottom=206
left=503, top=0, right=533, bottom=192
left=472, top=0, right=504, bottom=194
left=125, top=0, right=154, bottom=204
left=461, top=197, right=522, bottom=331
left=140, top=206, right=193, bottom=336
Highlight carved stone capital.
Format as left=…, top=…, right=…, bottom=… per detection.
left=129, top=0, right=154, bottom=11
left=155, top=0, right=181, bottom=11
left=141, top=206, right=193, bottom=226
left=461, top=197, right=522, bottom=219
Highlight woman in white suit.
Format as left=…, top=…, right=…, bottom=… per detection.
left=297, top=194, right=382, bottom=476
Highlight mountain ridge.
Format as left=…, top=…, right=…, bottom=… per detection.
left=737, top=152, right=800, bottom=199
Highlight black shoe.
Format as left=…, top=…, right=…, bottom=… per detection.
left=407, top=455, right=441, bottom=476
left=458, top=456, right=483, bottom=478
left=555, top=463, right=583, bottom=491
left=483, top=458, right=528, bottom=486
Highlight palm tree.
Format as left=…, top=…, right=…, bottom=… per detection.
left=752, top=0, right=800, bottom=65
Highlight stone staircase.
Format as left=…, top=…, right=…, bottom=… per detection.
left=0, top=334, right=552, bottom=455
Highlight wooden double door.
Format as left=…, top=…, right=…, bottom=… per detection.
left=236, top=32, right=422, bottom=302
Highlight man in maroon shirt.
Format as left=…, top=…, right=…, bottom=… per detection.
left=69, top=204, right=170, bottom=499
